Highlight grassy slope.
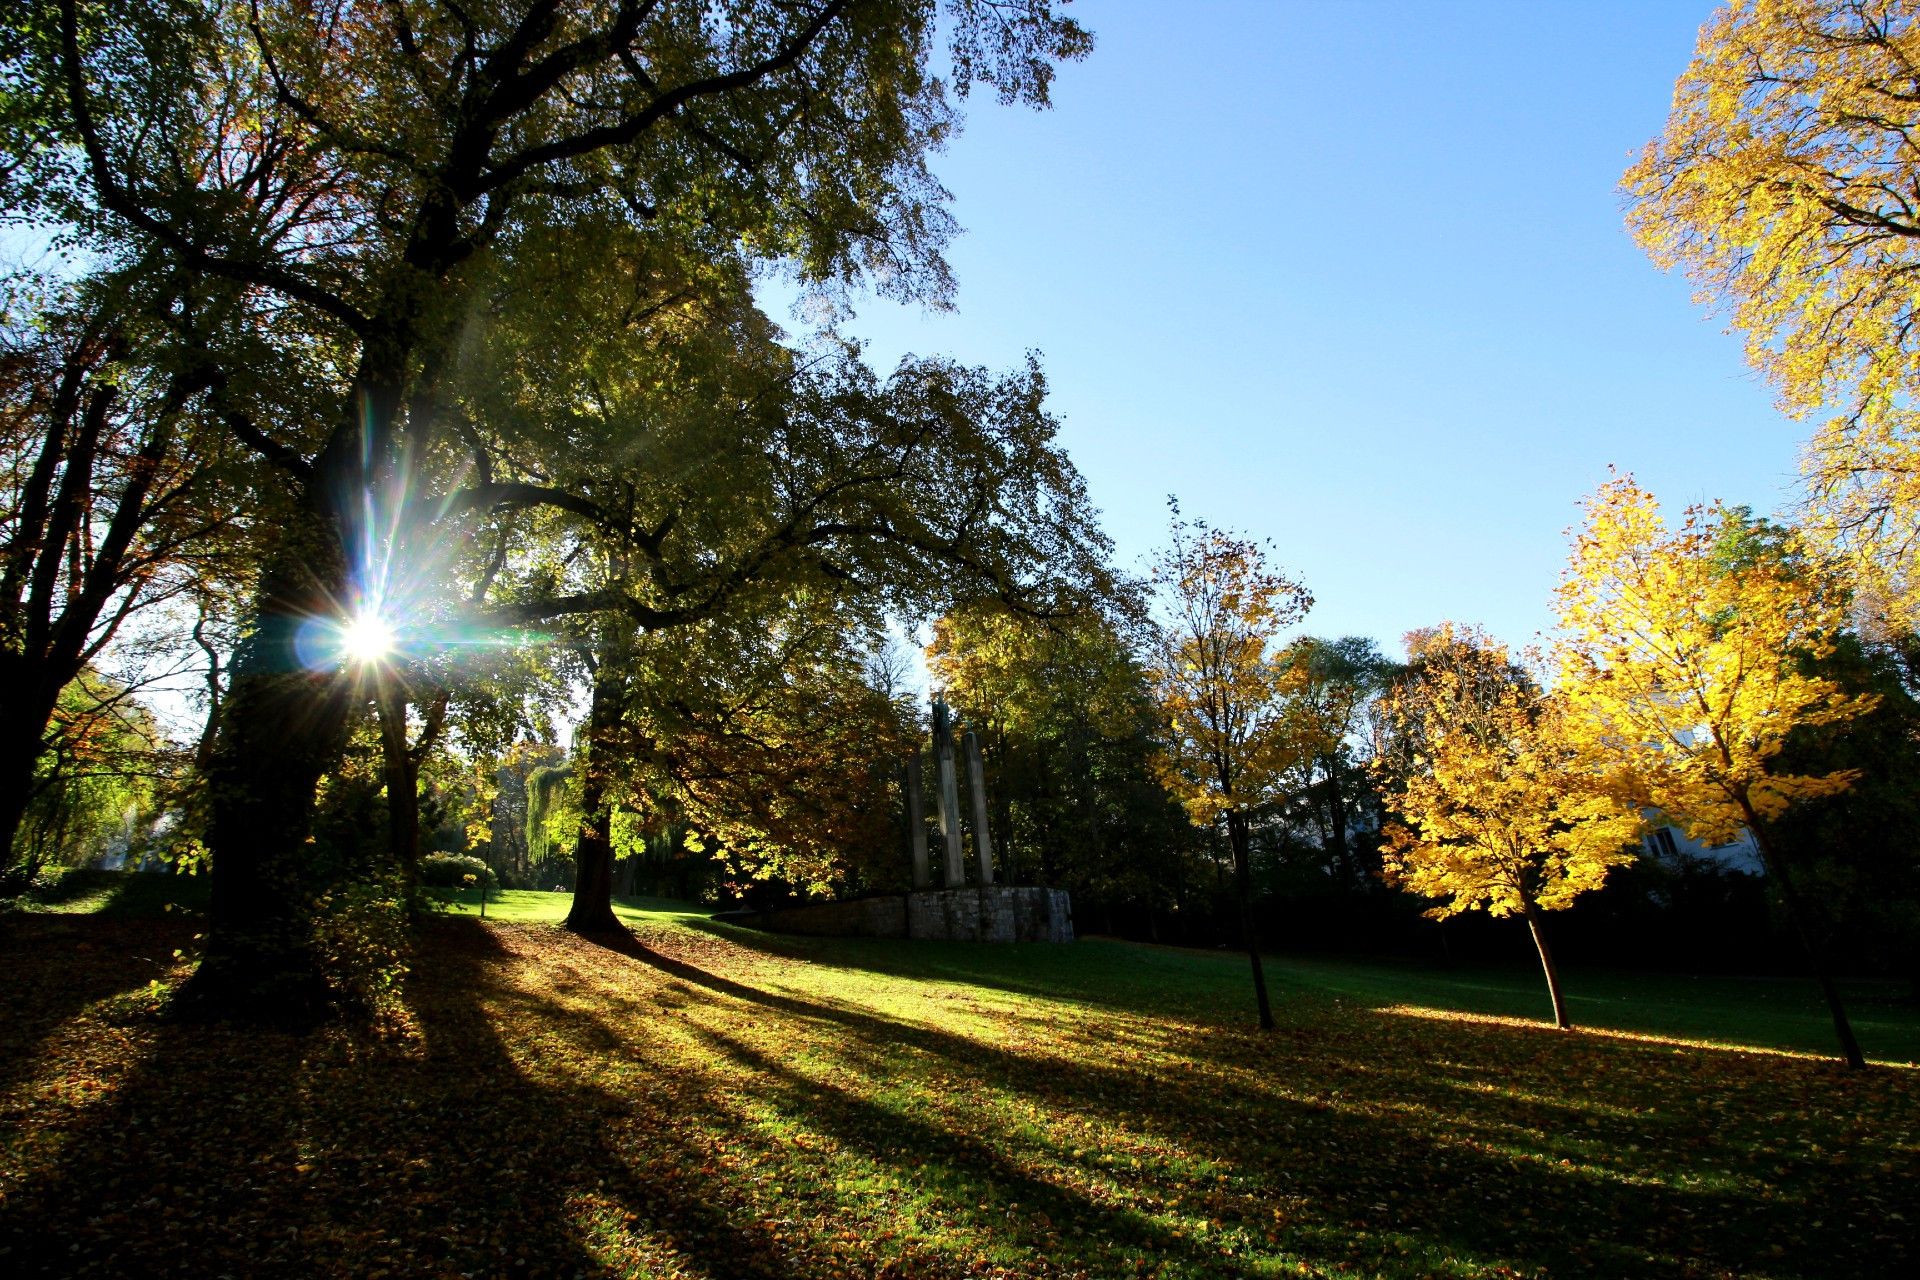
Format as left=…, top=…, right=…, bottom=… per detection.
left=434, top=887, right=1920, bottom=1064
left=1, top=884, right=1916, bottom=1278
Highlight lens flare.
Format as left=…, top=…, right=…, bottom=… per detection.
left=340, top=613, right=397, bottom=664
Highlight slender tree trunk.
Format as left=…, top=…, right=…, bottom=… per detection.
left=565, top=659, right=625, bottom=934
left=1521, top=897, right=1571, bottom=1030
left=1324, top=756, right=1355, bottom=888
left=374, top=687, right=420, bottom=897
left=1741, top=804, right=1867, bottom=1070
left=1227, top=811, right=1274, bottom=1030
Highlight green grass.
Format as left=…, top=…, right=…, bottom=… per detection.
left=4, top=877, right=1917, bottom=1278
left=1, top=866, right=212, bottom=916
left=431, top=885, right=705, bottom=925
left=435, top=884, right=1920, bottom=1062
left=23, top=873, right=1920, bottom=1062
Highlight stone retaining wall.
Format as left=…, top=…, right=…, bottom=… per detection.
left=751, top=886, right=1074, bottom=943
left=755, top=895, right=907, bottom=938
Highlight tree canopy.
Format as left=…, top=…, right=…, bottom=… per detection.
left=1149, top=505, right=1312, bottom=1029
left=1378, top=624, right=1640, bottom=1029
left=1622, top=0, right=1920, bottom=622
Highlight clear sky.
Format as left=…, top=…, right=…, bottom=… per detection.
left=772, top=0, right=1804, bottom=660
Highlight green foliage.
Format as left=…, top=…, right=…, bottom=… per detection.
left=418, top=852, right=497, bottom=893
left=927, top=601, right=1196, bottom=913
left=305, top=723, right=389, bottom=882
left=614, top=600, right=918, bottom=898
left=13, top=672, right=170, bottom=877
left=1272, top=635, right=1399, bottom=888
left=1767, top=631, right=1920, bottom=977
left=523, top=765, right=576, bottom=871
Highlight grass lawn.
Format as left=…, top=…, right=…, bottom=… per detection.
left=1, top=878, right=1915, bottom=1278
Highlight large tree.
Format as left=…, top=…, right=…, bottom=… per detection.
left=6, top=1, right=1095, bottom=1013
left=1554, top=475, right=1878, bottom=1067
left=1622, top=0, right=1920, bottom=623
left=927, top=598, right=1193, bottom=928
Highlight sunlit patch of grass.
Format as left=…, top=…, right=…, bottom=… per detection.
left=1378, top=1003, right=1920, bottom=1067
left=426, top=886, right=702, bottom=924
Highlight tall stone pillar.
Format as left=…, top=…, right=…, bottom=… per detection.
left=933, top=696, right=965, bottom=888
left=963, top=729, right=995, bottom=886
left=904, top=755, right=930, bottom=890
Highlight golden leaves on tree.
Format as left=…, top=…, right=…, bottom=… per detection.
left=1375, top=625, right=1641, bottom=922
left=1147, top=513, right=1313, bottom=829
left=1552, top=475, right=1876, bottom=847
left=1623, top=0, right=1920, bottom=624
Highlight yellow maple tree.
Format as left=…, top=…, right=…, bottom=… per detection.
left=1148, top=508, right=1312, bottom=1030
left=1622, top=0, right=1920, bottom=624
left=1553, top=475, right=1877, bottom=1066
left=1377, top=624, right=1641, bottom=1030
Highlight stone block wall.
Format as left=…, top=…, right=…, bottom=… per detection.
left=906, top=887, right=1074, bottom=943
left=749, top=887, right=1074, bottom=944
left=758, top=895, right=906, bottom=938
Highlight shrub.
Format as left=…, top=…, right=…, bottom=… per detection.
left=311, top=883, right=411, bottom=1018
left=420, top=852, right=498, bottom=891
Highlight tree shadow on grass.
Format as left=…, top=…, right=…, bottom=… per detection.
left=3, top=916, right=1912, bottom=1279
left=684, top=913, right=1249, bottom=1017
left=0, top=914, right=191, bottom=1095
left=598, top=921, right=1919, bottom=1280
left=0, top=920, right=867, bottom=1278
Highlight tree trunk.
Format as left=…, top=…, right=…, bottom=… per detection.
left=0, top=706, right=56, bottom=867
left=1226, top=811, right=1274, bottom=1030
left=182, top=347, right=404, bottom=1019
left=181, top=515, right=357, bottom=1020
left=1742, top=806, right=1868, bottom=1070
left=1521, top=897, right=1571, bottom=1030
left=565, top=660, right=625, bottom=934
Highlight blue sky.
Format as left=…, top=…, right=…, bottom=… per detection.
left=776, top=0, right=1802, bottom=659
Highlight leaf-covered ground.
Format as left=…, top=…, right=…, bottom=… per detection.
left=1, top=895, right=1916, bottom=1278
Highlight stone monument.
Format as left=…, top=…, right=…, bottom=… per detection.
left=933, top=695, right=966, bottom=888
left=963, top=728, right=995, bottom=886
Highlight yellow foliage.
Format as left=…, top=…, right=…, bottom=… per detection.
left=1622, top=0, right=1920, bottom=624
left=1552, top=476, right=1876, bottom=847
left=1147, top=518, right=1312, bottom=828
left=1377, top=625, right=1642, bottom=920
left=1803, top=409, right=1920, bottom=627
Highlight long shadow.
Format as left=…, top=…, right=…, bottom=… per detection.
left=703, top=915, right=1920, bottom=1068
left=695, top=1020, right=1265, bottom=1276
left=5, top=916, right=1909, bottom=1278
left=0, top=919, right=825, bottom=1278
left=0, top=914, right=189, bottom=1095
left=593, top=922, right=1918, bottom=1279
left=686, top=914, right=1242, bottom=1014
